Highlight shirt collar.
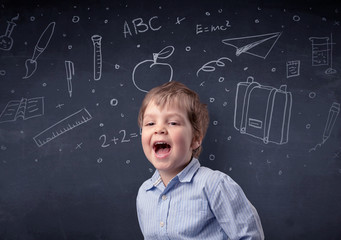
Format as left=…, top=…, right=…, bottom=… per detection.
left=143, top=158, right=200, bottom=191
left=143, top=171, right=161, bottom=190
left=177, top=157, right=200, bottom=183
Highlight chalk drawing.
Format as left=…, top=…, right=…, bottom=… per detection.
left=123, top=16, right=161, bottom=38
left=175, top=17, right=186, bottom=24
left=132, top=46, right=174, bottom=92
left=323, top=102, right=340, bottom=143
left=75, top=142, right=83, bottom=149
left=0, top=97, right=44, bottom=123
left=286, top=60, right=300, bottom=78
left=65, top=60, right=74, bottom=97
left=0, top=14, right=19, bottom=51
left=33, top=108, right=92, bottom=147
left=23, top=22, right=56, bottom=79
left=309, top=102, right=340, bottom=152
left=222, top=32, right=282, bottom=59
left=110, top=98, right=118, bottom=106
left=309, top=33, right=337, bottom=74
left=99, top=129, right=139, bottom=147
left=234, top=77, right=292, bottom=145
left=196, top=57, right=232, bottom=76
left=91, top=35, right=102, bottom=81
left=72, top=16, right=80, bottom=23
left=196, top=20, right=231, bottom=34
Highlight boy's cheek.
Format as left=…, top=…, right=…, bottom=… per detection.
left=141, top=136, right=151, bottom=150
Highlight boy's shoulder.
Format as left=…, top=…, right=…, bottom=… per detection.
left=193, top=165, right=238, bottom=189
left=138, top=171, right=160, bottom=193
left=196, top=165, right=231, bottom=181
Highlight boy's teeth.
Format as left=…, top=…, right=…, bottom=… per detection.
left=154, top=141, right=171, bottom=156
left=154, top=142, right=171, bottom=151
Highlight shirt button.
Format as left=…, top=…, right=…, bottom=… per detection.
left=162, top=195, right=167, bottom=200
left=160, top=221, right=164, bottom=227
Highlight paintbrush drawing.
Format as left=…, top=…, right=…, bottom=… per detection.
left=23, top=22, right=56, bottom=79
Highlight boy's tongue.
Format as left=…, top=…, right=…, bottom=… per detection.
left=155, top=144, right=171, bottom=157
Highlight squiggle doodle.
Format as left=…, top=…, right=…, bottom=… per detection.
left=196, top=57, right=232, bottom=76
left=309, top=143, right=322, bottom=152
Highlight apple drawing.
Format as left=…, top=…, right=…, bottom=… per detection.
left=132, top=46, right=174, bottom=92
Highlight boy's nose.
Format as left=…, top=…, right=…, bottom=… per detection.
left=155, top=126, right=167, bottom=134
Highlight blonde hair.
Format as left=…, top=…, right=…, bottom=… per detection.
left=138, top=81, right=209, bottom=158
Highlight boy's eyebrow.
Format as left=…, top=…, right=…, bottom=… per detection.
left=165, top=113, right=186, bottom=119
left=142, top=113, right=155, bottom=120
left=143, top=112, right=186, bottom=120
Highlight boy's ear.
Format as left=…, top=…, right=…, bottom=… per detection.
left=191, top=137, right=202, bottom=149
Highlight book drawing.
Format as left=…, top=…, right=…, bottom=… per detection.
left=0, top=97, right=44, bottom=123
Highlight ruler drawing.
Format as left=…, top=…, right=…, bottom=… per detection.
left=33, top=108, right=92, bottom=147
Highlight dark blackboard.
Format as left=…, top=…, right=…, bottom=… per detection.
left=0, top=0, right=340, bottom=239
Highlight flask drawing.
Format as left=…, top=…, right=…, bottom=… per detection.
left=0, top=14, right=19, bottom=51
left=91, top=35, right=102, bottom=81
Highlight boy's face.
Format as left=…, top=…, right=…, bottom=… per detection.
left=141, top=100, right=199, bottom=182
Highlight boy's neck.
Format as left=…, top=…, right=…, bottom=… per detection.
left=158, top=158, right=193, bottom=186
left=159, top=172, right=175, bottom=187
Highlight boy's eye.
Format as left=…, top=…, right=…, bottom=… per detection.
left=145, top=122, right=154, bottom=126
left=169, top=121, right=178, bottom=126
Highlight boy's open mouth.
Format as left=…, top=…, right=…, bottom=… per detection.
left=153, top=142, right=171, bottom=157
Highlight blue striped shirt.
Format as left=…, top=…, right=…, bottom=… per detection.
left=136, top=158, right=264, bottom=240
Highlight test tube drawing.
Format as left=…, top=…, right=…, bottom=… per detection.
left=322, top=102, right=340, bottom=143
left=65, top=60, right=74, bottom=97
left=91, top=35, right=102, bottom=81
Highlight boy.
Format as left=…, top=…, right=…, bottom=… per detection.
left=136, top=81, right=264, bottom=239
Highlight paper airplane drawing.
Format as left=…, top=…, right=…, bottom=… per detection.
left=222, top=32, right=282, bottom=59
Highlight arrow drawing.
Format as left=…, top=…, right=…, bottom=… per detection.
left=222, top=32, right=282, bottom=59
